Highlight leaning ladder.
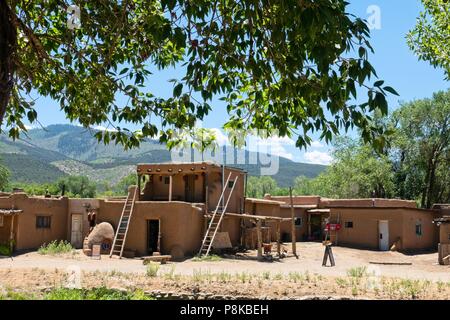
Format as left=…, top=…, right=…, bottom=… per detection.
left=110, top=186, right=138, bottom=258
left=198, top=173, right=239, bottom=257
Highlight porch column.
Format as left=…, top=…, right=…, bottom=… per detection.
left=9, top=214, right=15, bottom=253
left=168, top=175, right=173, bottom=202
left=289, top=187, right=297, bottom=257
left=256, top=219, right=262, bottom=261
left=276, top=221, right=281, bottom=257
left=137, top=175, right=141, bottom=200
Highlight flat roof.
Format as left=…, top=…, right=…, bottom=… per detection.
left=136, top=161, right=246, bottom=175
left=245, top=198, right=285, bottom=205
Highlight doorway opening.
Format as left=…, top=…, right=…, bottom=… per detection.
left=309, top=214, right=323, bottom=241
left=184, top=174, right=196, bottom=202
left=147, top=220, right=160, bottom=255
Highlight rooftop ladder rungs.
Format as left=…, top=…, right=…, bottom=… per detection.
left=109, top=186, right=138, bottom=259
left=198, top=173, right=239, bottom=257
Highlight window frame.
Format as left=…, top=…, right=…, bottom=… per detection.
left=344, top=221, right=354, bottom=229
left=415, top=222, right=422, bottom=237
left=36, top=215, right=52, bottom=229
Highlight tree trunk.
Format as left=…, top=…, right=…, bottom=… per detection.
left=426, top=153, right=438, bottom=209
left=0, top=0, right=17, bottom=126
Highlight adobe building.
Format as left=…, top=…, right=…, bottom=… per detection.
left=263, top=195, right=442, bottom=251
left=0, top=162, right=447, bottom=259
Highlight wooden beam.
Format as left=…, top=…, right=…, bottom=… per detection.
left=256, top=220, right=262, bottom=261
left=204, top=212, right=288, bottom=221
left=289, top=187, right=297, bottom=257
left=168, top=175, right=173, bottom=202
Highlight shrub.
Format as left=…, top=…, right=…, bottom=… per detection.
left=146, top=262, right=160, bottom=277
left=38, top=240, right=74, bottom=255
left=0, top=243, right=12, bottom=256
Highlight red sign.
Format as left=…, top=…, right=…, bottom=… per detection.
left=325, top=223, right=341, bottom=232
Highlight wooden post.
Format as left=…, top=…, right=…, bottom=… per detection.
left=9, top=214, right=15, bottom=254
left=137, top=175, right=141, bottom=200
left=289, top=187, right=297, bottom=258
left=276, top=221, right=281, bottom=257
left=168, top=175, right=173, bottom=202
left=256, top=219, right=262, bottom=261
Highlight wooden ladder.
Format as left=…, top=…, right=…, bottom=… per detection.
left=109, top=185, right=138, bottom=258
left=198, top=173, right=239, bottom=257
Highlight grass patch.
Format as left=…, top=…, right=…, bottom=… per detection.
left=44, top=287, right=154, bottom=300
left=192, top=254, right=222, bottom=262
left=347, top=266, right=368, bottom=278
left=38, top=240, right=74, bottom=255
left=146, top=262, right=160, bottom=277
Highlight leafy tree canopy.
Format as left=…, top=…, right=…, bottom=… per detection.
left=57, top=175, right=96, bottom=198
left=408, top=0, right=450, bottom=79
left=1, top=0, right=396, bottom=151
left=0, top=159, right=9, bottom=191
left=390, top=90, right=449, bottom=208
left=293, top=137, right=395, bottom=199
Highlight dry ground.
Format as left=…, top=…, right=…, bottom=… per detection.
left=1, top=242, right=450, bottom=299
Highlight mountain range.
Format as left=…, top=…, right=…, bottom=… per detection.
left=0, top=124, right=326, bottom=187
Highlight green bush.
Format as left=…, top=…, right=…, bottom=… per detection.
left=38, top=240, right=74, bottom=255
left=0, top=243, right=12, bottom=256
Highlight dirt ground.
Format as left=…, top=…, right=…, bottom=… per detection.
left=2, top=242, right=450, bottom=299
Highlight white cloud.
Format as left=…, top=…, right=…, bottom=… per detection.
left=310, top=140, right=324, bottom=148
left=248, top=135, right=295, bottom=160
left=210, top=128, right=230, bottom=146
left=304, top=150, right=333, bottom=165
left=92, top=125, right=118, bottom=132
left=24, top=125, right=35, bottom=130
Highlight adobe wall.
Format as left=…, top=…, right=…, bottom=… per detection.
left=329, top=208, right=404, bottom=250
left=207, top=169, right=245, bottom=213
left=97, top=200, right=204, bottom=259
left=279, top=207, right=308, bottom=241
left=13, top=194, right=69, bottom=250
left=320, top=198, right=417, bottom=208
left=401, top=209, right=438, bottom=250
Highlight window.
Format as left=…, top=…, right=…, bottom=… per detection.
left=164, top=177, right=170, bottom=184
left=0, top=215, right=3, bottom=227
left=416, top=223, right=422, bottom=236
left=295, top=217, right=302, bottom=226
left=36, top=216, right=51, bottom=229
left=344, top=221, right=353, bottom=228
left=228, top=180, right=234, bottom=188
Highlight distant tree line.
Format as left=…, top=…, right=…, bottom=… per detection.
left=247, top=90, right=449, bottom=208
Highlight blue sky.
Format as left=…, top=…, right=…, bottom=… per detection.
left=28, top=0, right=449, bottom=164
